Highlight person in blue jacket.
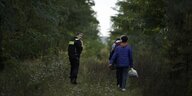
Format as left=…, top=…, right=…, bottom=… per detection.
left=109, top=35, right=133, bottom=91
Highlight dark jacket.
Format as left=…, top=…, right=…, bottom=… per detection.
left=109, top=43, right=117, bottom=60
left=110, top=45, right=133, bottom=68
left=68, top=37, right=83, bottom=58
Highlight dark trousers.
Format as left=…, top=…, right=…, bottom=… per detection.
left=116, top=67, right=128, bottom=88
left=69, top=57, right=80, bottom=81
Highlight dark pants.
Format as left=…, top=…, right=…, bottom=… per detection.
left=116, top=67, right=129, bottom=88
left=69, top=57, right=80, bottom=81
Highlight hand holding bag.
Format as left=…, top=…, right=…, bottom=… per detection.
left=128, top=68, right=138, bottom=77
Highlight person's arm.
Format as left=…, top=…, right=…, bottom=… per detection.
left=68, top=39, right=76, bottom=58
left=75, top=40, right=83, bottom=55
left=109, top=48, right=118, bottom=65
left=109, top=43, right=117, bottom=60
left=111, top=43, right=116, bottom=52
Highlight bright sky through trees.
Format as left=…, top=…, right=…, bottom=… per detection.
left=92, top=0, right=118, bottom=37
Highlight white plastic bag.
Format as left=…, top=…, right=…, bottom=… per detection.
left=128, top=68, right=138, bottom=77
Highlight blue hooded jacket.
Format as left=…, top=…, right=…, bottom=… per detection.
left=109, top=45, right=133, bottom=68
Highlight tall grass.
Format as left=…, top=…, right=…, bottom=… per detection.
left=0, top=47, right=142, bottom=96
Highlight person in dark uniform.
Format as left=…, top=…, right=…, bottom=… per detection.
left=68, top=32, right=83, bottom=84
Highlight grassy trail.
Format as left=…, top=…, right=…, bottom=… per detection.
left=46, top=55, right=142, bottom=96
left=0, top=52, right=142, bottom=96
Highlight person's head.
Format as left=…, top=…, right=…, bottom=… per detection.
left=114, top=38, right=120, bottom=42
left=115, top=38, right=121, bottom=45
left=120, top=35, right=128, bottom=43
left=76, top=32, right=83, bottom=39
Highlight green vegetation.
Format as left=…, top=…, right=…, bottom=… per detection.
left=0, top=0, right=191, bottom=96
left=0, top=0, right=99, bottom=60
left=0, top=49, right=142, bottom=96
left=111, top=0, right=192, bottom=96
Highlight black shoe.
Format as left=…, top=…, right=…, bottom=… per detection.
left=72, top=81, right=78, bottom=84
left=71, top=79, right=78, bottom=85
left=71, top=81, right=78, bottom=85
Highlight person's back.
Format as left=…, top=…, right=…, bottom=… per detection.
left=109, top=35, right=133, bottom=91
left=114, top=45, right=133, bottom=67
left=68, top=37, right=83, bottom=58
left=68, top=33, right=83, bottom=84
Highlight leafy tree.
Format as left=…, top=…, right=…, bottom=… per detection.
left=0, top=0, right=99, bottom=60
left=166, top=0, right=192, bottom=96
left=111, top=0, right=192, bottom=96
